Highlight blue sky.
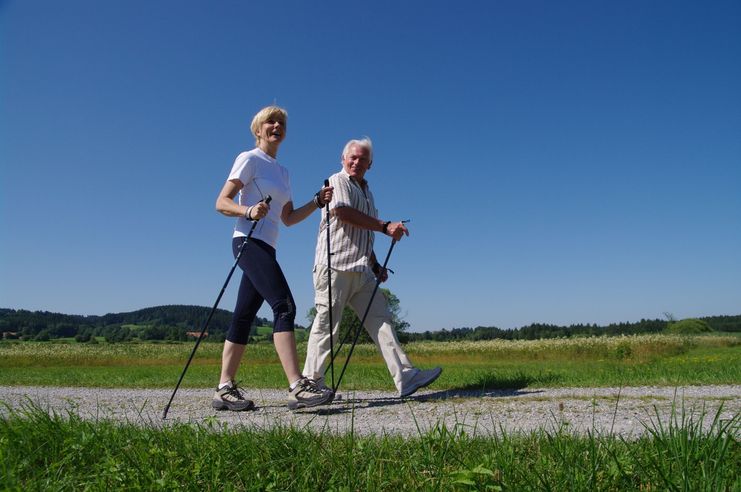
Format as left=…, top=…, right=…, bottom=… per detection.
left=2, top=1, right=739, bottom=332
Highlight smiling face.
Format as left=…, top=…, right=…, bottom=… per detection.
left=256, top=117, right=286, bottom=146
left=250, top=106, right=288, bottom=153
left=342, top=144, right=372, bottom=182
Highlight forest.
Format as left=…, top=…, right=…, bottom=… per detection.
left=1, top=304, right=739, bottom=343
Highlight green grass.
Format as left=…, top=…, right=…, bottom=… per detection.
left=1, top=335, right=739, bottom=490
left=0, top=334, right=738, bottom=390
left=0, top=401, right=738, bottom=491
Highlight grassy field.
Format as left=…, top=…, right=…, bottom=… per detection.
left=1, top=400, right=738, bottom=490
left=0, top=333, right=738, bottom=390
left=1, top=334, right=739, bottom=490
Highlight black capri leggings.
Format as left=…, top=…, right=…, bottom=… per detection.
left=226, top=237, right=296, bottom=344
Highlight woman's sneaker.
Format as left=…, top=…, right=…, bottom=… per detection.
left=212, top=381, right=255, bottom=411
left=287, top=377, right=334, bottom=410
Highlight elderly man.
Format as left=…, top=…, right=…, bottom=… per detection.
left=303, top=137, right=441, bottom=397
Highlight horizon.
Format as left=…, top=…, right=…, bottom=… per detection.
left=2, top=304, right=738, bottom=334
left=2, top=1, right=740, bottom=332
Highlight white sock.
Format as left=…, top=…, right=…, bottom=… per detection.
left=289, top=378, right=304, bottom=390
left=218, top=381, right=231, bottom=390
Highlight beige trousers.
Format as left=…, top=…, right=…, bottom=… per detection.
left=303, top=265, right=415, bottom=392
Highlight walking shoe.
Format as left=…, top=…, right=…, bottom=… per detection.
left=399, top=367, right=443, bottom=398
left=312, top=377, right=342, bottom=401
left=287, top=377, right=334, bottom=410
left=212, top=381, right=255, bottom=411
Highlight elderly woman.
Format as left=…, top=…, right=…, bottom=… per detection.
left=213, top=105, right=333, bottom=411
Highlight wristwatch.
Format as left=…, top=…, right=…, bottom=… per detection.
left=382, top=221, right=391, bottom=234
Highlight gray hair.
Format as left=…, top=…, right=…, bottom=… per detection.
left=341, top=137, right=373, bottom=163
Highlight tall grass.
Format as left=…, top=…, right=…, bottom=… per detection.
left=1, top=401, right=738, bottom=490
left=0, top=334, right=738, bottom=390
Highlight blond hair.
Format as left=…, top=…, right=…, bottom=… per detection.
left=250, top=106, right=288, bottom=146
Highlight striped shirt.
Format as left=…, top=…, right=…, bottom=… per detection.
left=314, top=169, right=377, bottom=272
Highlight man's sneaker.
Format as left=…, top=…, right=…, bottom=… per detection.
left=287, top=377, right=334, bottom=410
left=399, top=367, right=443, bottom=398
left=212, top=381, right=255, bottom=411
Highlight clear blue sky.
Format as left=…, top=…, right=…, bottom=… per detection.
left=2, top=1, right=739, bottom=332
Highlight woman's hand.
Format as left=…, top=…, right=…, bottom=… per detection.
left=315, top=185, right=334, bottom=207
left=248, top=200, right=270, bottom=220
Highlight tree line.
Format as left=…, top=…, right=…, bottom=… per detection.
left=398, top=315, right=741, bottom=343
left=0, top=305, right=273, bottom=343
left=1, top=304, right=739, bottom=343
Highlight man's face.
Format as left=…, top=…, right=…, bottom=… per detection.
left=342, top=144, right=371, bottom=181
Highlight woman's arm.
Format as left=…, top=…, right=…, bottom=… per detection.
left=215, top=179, right=268, bottom=220
left=281, top=186, right=333, bottom=226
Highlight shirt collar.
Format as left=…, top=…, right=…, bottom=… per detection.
left=340, top=168, right=368, bottom=188
left=255, top=147, right=277, bottom=163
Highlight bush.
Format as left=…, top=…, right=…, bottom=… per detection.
left=74, top=333, right=91, bottom=343
left=35, top=330, right=51, bottom=341
left=666, top=318, right=713, bottom=335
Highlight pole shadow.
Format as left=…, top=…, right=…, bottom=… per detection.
left=406, top=370, right=560, bottom=402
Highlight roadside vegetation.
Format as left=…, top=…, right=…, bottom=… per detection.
left=1, top=399, right=738, bottom=490
left=0, top=307, right=741, bottom=491
left=0, top=333, right=738, bottom=390
left=2, top=310, right=739, bottom=490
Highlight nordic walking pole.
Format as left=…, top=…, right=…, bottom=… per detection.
left=332, top=223, right=407, bottom=393
left=323, top=179, right=335, bottom=390
left=162, top=195, right=271, bottom=420
left=329, top=220, right=408, bottom=361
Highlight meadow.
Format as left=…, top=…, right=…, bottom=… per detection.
left=0, top=333, right=738, bottom=390
left=1, top=334, right=739, bottom=490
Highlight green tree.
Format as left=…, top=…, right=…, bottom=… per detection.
left=666, top=318, right=713, bottom=334
left=104, top=325, right=133, bottom=343
left=305, top=288, right=409, bottom=344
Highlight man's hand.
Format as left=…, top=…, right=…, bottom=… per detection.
left=384, top=221, right=410, bottom=241
left=372, top=262, right=389, bottom=283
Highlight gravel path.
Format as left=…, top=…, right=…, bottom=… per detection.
left=1, top=385, right=738, bottom=439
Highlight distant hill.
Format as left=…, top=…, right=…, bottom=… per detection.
left=0, top=305, right=271, bottom=342
left=1, top=306, right=739, bottom=343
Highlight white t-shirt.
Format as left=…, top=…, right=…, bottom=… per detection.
left=227, top=148, right=292, bottom=248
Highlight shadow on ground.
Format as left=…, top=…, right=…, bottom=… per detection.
left=296, top=370, right=559, bottom=412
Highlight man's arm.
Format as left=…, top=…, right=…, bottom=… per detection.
left=334, top=207, right=409, bottom=241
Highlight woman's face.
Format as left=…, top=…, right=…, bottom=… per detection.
left=257, top=116, right=286, bottom=145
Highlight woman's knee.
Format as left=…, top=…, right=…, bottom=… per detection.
left=272, top=296, right=296, bottom=333
left=226, top=322, right=251, bottom=345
